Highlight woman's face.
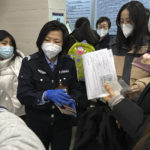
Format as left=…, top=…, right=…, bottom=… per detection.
left=0, top=37, right=14, bottom=60
left=119, top=9, right=135, bottom=38
left=43, top=30, right=63, bottom=46
left=120, top=9, right=134, bottom=25
left=0, top=37, right=12, bottom=46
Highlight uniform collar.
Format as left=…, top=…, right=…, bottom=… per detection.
left=44, top=55, right=58, bottom=66
left=37, top=52, right=63, bottom=76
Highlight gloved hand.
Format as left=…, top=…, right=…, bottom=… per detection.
left=45, top=89, right=75, bottom=107
left=61, top=99, right=77, bottom=117
left=71, top=102, right=77, bottom=117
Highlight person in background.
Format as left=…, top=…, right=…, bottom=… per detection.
left=0, top=30, right=25, bottom=119
left=95, top=16, right=112, bottom=50
left=0, top=91, right=45, bottom=150
left=67, top=17, right=98, bottom=50
left=112, top=1, right=150, bottom=100
left=17, top=20, right=81, bottom=150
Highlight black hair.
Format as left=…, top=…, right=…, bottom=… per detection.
left=96, top=17, right=111, bottom=29
left=116, top=1, right=148, bottom=53
left=36, top=20, right=69, bottom=55
left=0, top=30, right=19, bottom=60
left=75, top=17, right=90, bottom=29
left=72, top=17, right=98, bottom=45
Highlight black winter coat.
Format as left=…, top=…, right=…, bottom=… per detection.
left=74, top=83, right=150, bottom=150
left=112, top=83, right=150, bottom=149
left=95, top=34, right=116, bottom=50
left=74, top=102, right=127, bottom=150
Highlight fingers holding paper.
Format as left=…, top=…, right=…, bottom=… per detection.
left=103, top=84, right=115, bottom=101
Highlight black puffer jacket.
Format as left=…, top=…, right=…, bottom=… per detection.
left=74, top=102, right=127, bottom=150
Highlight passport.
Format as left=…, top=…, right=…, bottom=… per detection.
left=132, top=56, right=150, bottom=72
left=55, top=103, right=76, bottom=116
left=55, top=79, right=76, bottom=116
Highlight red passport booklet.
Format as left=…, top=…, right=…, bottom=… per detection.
left=132, top=56, right=150, bottom=72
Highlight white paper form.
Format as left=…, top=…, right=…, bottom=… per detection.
left=82, top=49, right=119, bottom=99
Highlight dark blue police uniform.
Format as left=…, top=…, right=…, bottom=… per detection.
left=17, top=51, right=81, bottom=150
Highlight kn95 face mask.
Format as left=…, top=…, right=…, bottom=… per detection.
left=97, top=29, right=108, bottom=37
left=42, top=43, right=62, bottom=60
left=121, top=24, right=134, bottom=38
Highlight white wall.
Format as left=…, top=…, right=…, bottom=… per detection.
left=0, top=0, right=66, bottom=56
left=48, top=0, right=66, bottom=22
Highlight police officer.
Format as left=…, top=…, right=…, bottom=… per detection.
left=17, top=20, right=81, bottom=150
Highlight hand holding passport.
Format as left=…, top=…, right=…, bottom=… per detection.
left=55, top=79, right=77, bottom=116
left=55, top=103, right=77, bottom=116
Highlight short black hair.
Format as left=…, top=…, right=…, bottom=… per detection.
left=0, top=30, right=19, bottom=60
left=96, top=17, right=111, bottom=29
left=36, top=20, right=69, bottom=54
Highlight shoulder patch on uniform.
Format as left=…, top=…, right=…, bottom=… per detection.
left=26, top=55, right=31, bottom=61
left=25, top=52, right=40, bottom=61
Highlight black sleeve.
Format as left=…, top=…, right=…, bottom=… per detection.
left=17, top=58, right=44, bottom=106
left=111, top=99, right=146, bottom=138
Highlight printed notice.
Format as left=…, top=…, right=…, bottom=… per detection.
left=82, top=49, right=121, bottom=99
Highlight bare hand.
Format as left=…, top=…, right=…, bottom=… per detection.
left=103, top=84, right=115, bottom=102
left=143, top=53, right=150, bottom=61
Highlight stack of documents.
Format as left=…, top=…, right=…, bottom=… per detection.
left=82, top=49, right=122, bottom=99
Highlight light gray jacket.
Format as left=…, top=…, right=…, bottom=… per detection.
left=0, top=107, right=45, bottom=150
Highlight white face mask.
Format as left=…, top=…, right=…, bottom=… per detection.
left=97, top=29, right=108, bottom=37
left=41, top=43, right=62, bottom=60
left=121, top=24, right=134, bottom=38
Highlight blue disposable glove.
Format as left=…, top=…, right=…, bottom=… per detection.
left=45, top=89, right=75, bottom=107
left=69, top=100, right=76, bottom=110
left=70, top=100, right=77, bottom=117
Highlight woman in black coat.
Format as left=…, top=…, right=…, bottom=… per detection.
left=103, top=83, right=150, bottom=150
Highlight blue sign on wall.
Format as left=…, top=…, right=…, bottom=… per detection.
left=137, top=0, right=150, bottom=9
left=66, top=0, right=92, bottom=30
left=52, top=13, right=64, bottom=23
